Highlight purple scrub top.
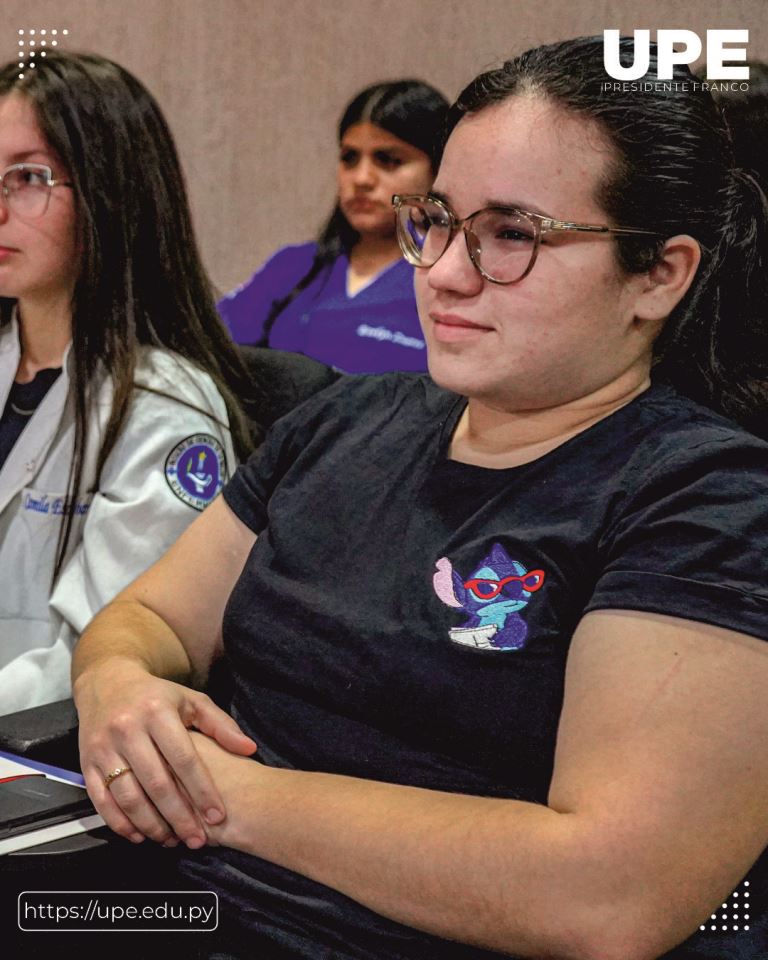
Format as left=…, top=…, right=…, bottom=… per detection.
left=218, top=243, right=427, bottom=374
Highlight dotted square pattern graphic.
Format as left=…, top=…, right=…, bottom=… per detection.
left=16, top=28, right=69, bottom=78
left=700, top=879, right=751, bottom=933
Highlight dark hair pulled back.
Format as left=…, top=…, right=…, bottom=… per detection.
left=712, top=62, right=768, bottom=193
left=446, top=37, right=768, bottom=434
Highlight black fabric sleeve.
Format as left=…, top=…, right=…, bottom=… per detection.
left=586, top=436, right=768, bottom=642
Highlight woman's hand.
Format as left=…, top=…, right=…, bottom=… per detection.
left=76, top=657, right=257, bottom=848
left=185, top=730, right=266, bottom=847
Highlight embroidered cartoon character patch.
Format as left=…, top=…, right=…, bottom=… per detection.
left=433, top=543, right=545, bottom=650
left=165, top=434, right=226, bottom=511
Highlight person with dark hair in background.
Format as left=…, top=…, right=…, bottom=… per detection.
left=73, top=38, right=768, bottom=960
left=219, top=80, right=448, bottom=373
left=0, top=51, right=254, bottom=715
left=713, top=61, right=768, bottom=192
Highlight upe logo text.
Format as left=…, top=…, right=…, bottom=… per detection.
left=603, top=30, right=749, bottom=81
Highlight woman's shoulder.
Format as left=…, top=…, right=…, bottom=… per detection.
left=263, top=242, right=319, bottom=270
left=94, top=348, right=234, bottom=488
left=607, top=384, right=768, bottom=502
left=131, top=347, right=228, bottom=419
left=288, top=371, right=454, bottom=431
left=249, top=372, right=454, bottom=480
left=220, top=243, right=320, bottom=304
left=626, top=384, right=768, bottom=455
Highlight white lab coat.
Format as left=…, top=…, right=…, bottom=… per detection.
left=0, top=316, right=237, bottom=715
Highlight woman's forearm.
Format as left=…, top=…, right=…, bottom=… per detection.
left=71, top=502, right=258, bottom=846
left=72, top=597, right=194, bottom=693
left=72, top=496, right=253, bottom=694
left=217, top=760, right=646, bottom=960
left=73, top=600, right=256, bottom=848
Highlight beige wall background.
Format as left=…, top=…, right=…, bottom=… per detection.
left=4, top=0, right=766, bottom=293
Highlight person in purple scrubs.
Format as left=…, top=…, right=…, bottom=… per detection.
left=218, top=80, right=448, bottom=374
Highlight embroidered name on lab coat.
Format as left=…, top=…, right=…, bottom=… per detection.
left=23, top=492, right=91, bottom=516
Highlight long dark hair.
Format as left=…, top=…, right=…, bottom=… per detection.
left=0, top=51, right=258, bottom=579
left=257, top=79, right=448, bottom=347
left=445, top=37, right=768, bottom=434
left=713, top=62, right=768, bottom=192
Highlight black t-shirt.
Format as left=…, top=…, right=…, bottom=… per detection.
left=0, top=368, right=62, bottom=470
left=180, top=374, right=768, bottom=960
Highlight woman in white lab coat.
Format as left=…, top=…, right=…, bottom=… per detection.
left=0, top=52, right=254, bottom=714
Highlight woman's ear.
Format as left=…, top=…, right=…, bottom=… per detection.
left=633, top=235, right=702, bottom=322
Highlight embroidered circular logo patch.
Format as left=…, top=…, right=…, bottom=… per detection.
left=164, top=434, right=226, bottom=510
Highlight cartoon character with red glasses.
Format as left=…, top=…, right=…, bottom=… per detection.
left=433, top=543, right=545, bottom=650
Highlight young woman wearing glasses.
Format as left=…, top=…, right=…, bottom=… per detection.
left=73, top=38, right=768, bottom=960
left=218, top=80, right=448, bottom=373
left=0, top=52, right=254, bottom=715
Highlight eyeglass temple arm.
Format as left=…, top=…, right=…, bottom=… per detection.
left=392, top=198, right=662, bottom=240
left=543, top=219, right=661, bottom=237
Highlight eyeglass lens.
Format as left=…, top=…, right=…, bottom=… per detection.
left=396, top=199, right=537, bottom=283
left=1, top=166, right=52, bottom=218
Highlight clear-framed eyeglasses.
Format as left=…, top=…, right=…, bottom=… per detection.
left=0, top=163, right=73, bottom=219
left=392, top=193, right=663, bottom=284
